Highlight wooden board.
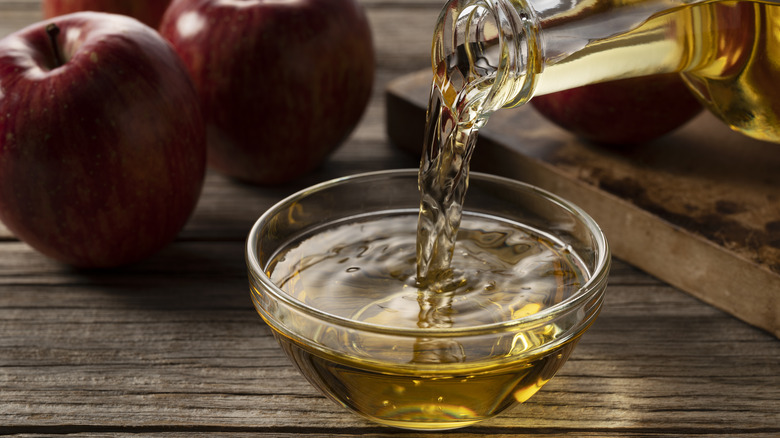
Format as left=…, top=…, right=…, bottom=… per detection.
left=386, top=69, right=780, bottom=338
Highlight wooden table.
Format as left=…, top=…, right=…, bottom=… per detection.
left=1, top=1, right=778, bottom=436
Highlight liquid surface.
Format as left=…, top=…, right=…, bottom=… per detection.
left=267, top=212, right=587, bottom=331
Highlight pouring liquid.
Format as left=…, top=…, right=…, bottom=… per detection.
left=418, top=0, right=779, bottom=295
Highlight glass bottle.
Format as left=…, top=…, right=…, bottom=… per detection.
left=416, top=0, right=777, bottom=279
left=430, top=0, right=780, bottom=143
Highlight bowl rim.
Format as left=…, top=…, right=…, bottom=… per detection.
left=245, top=168, right=610, bottom=338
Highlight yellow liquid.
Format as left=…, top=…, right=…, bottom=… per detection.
left=263, top=212, right=591, bottom=429
left=679, top=1, right=780, bottom=142
left=273, top=330, right=580, bottom=430
left=540, top=0, right=780, bottom=142
left=430, top=0, right=780, bottom=143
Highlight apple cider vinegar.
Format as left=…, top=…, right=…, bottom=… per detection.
left=418, top=0, right=779, bottom=290
left=677, top=1, right=780, bottom=143
left=263, top=212, right=591, bottom=429
left=533, top=0, right=780, bottom=143
left=426, top=0, right=780, bottom=150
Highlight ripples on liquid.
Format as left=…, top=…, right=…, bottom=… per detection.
left=268, top=212, right=588, bottom=330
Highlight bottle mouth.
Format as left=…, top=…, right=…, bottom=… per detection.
left=489, top=0, right=543, bottom=108
left=430, top=0, right=542, bottom=123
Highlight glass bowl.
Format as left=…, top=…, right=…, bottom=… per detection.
left=246, top=169, right=610, bottom=430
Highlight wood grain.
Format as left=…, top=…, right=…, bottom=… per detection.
left=1, top=1, right=778, bottom=436
left=2, top=242, right=778, bottom=435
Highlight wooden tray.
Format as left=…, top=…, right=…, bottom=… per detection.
left=386, top=69, right=780, bottom=338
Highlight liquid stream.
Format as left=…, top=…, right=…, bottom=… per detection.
left=255, top=0, right=780, bottom=426
left=418, top=0, right=779, bottom=284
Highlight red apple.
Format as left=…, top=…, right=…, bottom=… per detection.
left=530, top=73, right=703, bottom=145
left=42, top=0, right=173, bottom=28
left=0, top=12, right=206, bottom=268
left=159, top=0, right=375, bottom=184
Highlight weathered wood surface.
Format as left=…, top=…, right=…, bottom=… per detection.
left=1, top=1, right=778, bottom=437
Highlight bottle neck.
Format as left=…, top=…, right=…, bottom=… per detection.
left=431, top=0, right=541, bottom=124
left=434, top=0, right=718, bottom=111
left=531, top=0, right=706, bottom=96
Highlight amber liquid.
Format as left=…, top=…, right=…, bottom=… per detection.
left=274, top=331, right=579, bottom=430
left=677, top=1, right=780, bottom=142
left=418, top=0, right=779, bottom=294
left=264, top=213, right=590, bottom=429
left=536, top=0, right=780, bottom=143
left=426, top=0, right=780, bottom=147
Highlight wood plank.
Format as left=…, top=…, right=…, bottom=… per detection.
left=1, top=243, right=778, bottom=433
left=3, top=432, right=777, bottom=438
left=386, top=69, right=780, bottom=338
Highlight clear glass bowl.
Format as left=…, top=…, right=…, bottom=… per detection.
left=246, top=169, right=610, bottom=430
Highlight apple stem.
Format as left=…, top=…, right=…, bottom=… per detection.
left=46, top=23, right=64, bottom=68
